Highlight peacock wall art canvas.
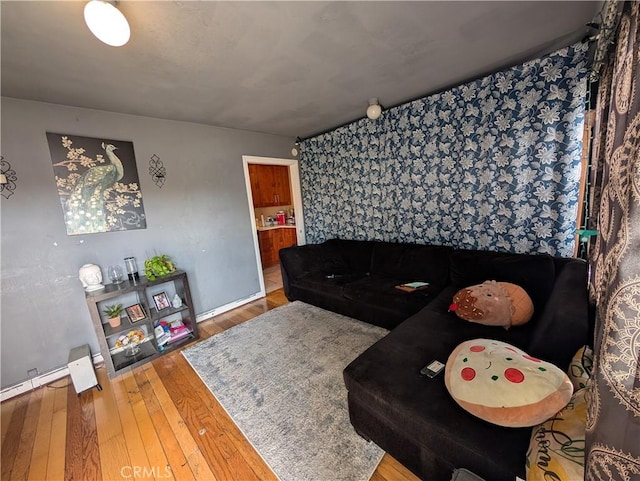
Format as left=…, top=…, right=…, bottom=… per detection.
left=46, top=133, right=147, bottom=236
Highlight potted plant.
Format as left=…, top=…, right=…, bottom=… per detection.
left=103, top=303, right=124, bottom=328
left=144, top=254, right=176, bottom=281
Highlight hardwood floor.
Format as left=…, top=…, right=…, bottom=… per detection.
left=262, top=264, right=283, bottom=293
left=1, top=289, right=418, bottom=481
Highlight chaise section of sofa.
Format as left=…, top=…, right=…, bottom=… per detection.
left=343, top=254, right=590, bottom=481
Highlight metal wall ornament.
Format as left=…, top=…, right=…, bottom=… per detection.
left=149, top=154, right=166, bottom=188
left=0, top=157, right=17, bottom=199
left=47, top=133, right=147, bottom=236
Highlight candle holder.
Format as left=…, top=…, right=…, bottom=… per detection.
left=108, top=265, right=124, bottom=284
left=124, top=257, right=139, bottom=281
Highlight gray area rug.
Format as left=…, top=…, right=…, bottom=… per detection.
left=182, top=301, right=388, bottom=481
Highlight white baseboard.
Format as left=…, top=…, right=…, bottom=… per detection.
left=196, top=290, right=265, bottom=323
left=1, top=352, right=104, bottom=402
left=2, top=293, right=266, bottom=403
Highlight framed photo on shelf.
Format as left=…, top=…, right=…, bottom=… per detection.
left=152, top=292, right=171, bottom=311
left=125, top=303, right=146, bottom=323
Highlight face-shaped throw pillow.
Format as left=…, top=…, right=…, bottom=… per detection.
left=449, top=280, right=533, bottom=329
left=445, top=339, right=573, bottom=427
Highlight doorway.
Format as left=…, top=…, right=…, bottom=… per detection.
left=242, top=156, right=306, bottom=296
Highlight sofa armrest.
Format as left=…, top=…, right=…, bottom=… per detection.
left=279, top=244, right=326, bottom=298
left=527, top=259, right=589, bottom=371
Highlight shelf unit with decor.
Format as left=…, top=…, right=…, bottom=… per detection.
left=84, top=270, right=199, bottom=378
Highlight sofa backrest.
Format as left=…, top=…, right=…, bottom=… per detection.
left=449, top=248, right=557, bottom=314
left=298, top=239, right=565, bottom=315
left=370, top=242, right=452, bottom=289
left=526, top=259, right=590, bottom=369
left=320, top=239, right=376, bottom=275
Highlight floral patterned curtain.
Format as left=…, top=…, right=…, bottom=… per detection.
left=586, top=1, right=640, bottom=478
left=300, top=43, right=588, bottom=257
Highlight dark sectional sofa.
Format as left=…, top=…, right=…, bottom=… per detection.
left=279, top=239, right=590, bottom=481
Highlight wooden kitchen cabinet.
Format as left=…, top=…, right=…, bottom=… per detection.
left=248, top=164, right=292, bottom=207
left=271, top=166, right=292, bottom=206
left=279, top=227, right=297, bottom=248
left=258, top=228, right=297, bottom=268
left=258, top=230, right=277, bottom=268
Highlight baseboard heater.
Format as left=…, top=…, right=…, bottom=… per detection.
left=1, top=352, right=104, bottom=402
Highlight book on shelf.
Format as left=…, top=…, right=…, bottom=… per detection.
left=168, top=329, right=191, bottom=344
left=395, top=281, right=430, bottom=293
left=155, top=320, right=190, bottom=346
left=169, top=320, right=186, bottom=332
left=156, top=332, right=171, bottom=347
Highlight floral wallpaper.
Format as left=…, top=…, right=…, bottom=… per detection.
left=300, top=43, right=588, bottom=257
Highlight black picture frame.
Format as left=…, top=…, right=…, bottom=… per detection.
left=125, top=303, right=146, bottom=323
left=152, top=292, right=170, bottom=311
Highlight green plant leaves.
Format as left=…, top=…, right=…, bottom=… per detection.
left=144, top=254, right=176, bottom=281
left=103, top=303, right=123, bottom=317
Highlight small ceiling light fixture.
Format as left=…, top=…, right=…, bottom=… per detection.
left=291, top=137, right=301, bottom=156
left=84, top=0, right=130, bottom=47
left=366, top=98, right=382, bottom=120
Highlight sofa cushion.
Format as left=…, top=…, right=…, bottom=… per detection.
left=279, top=244, right=326, bottom=280
left=287, top=276, right=420, bottom=330
left=444, top=339, right=573, bottom=428
left=321, top=239, right=375, bottom=275
left=526, top=260, right=589, bottom=371
left=450, top=249, right=556, bottom=312
left=342, top=274, right=433, bottom=314
left=370, top=243, right=451, bottom=289
left=293, top=272, right=361, bottom=291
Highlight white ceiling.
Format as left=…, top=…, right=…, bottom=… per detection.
left=1, top=1, right=601, bottom=139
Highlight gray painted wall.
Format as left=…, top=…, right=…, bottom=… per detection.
left=0, top=97, right=294, bottom=388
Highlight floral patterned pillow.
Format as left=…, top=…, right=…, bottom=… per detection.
left=567, top=345, right=593, bottom=390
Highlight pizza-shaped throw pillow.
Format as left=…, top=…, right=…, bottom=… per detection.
left=444, top=339, right=573, bottom=427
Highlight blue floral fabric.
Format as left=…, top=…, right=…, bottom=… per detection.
left=300, top=43, right=588, bottom=257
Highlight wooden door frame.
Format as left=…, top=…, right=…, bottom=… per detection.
left=242, top=155, right=306, bottom=297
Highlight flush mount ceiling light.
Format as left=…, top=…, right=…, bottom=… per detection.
left=366, top=98, right=382, bottom=120
left=84, top=0, right=130, bottom=47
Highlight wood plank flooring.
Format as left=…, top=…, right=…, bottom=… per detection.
left=1, top=289, right=418, bottom=481
left=262, top=265, right=283, bottom=294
